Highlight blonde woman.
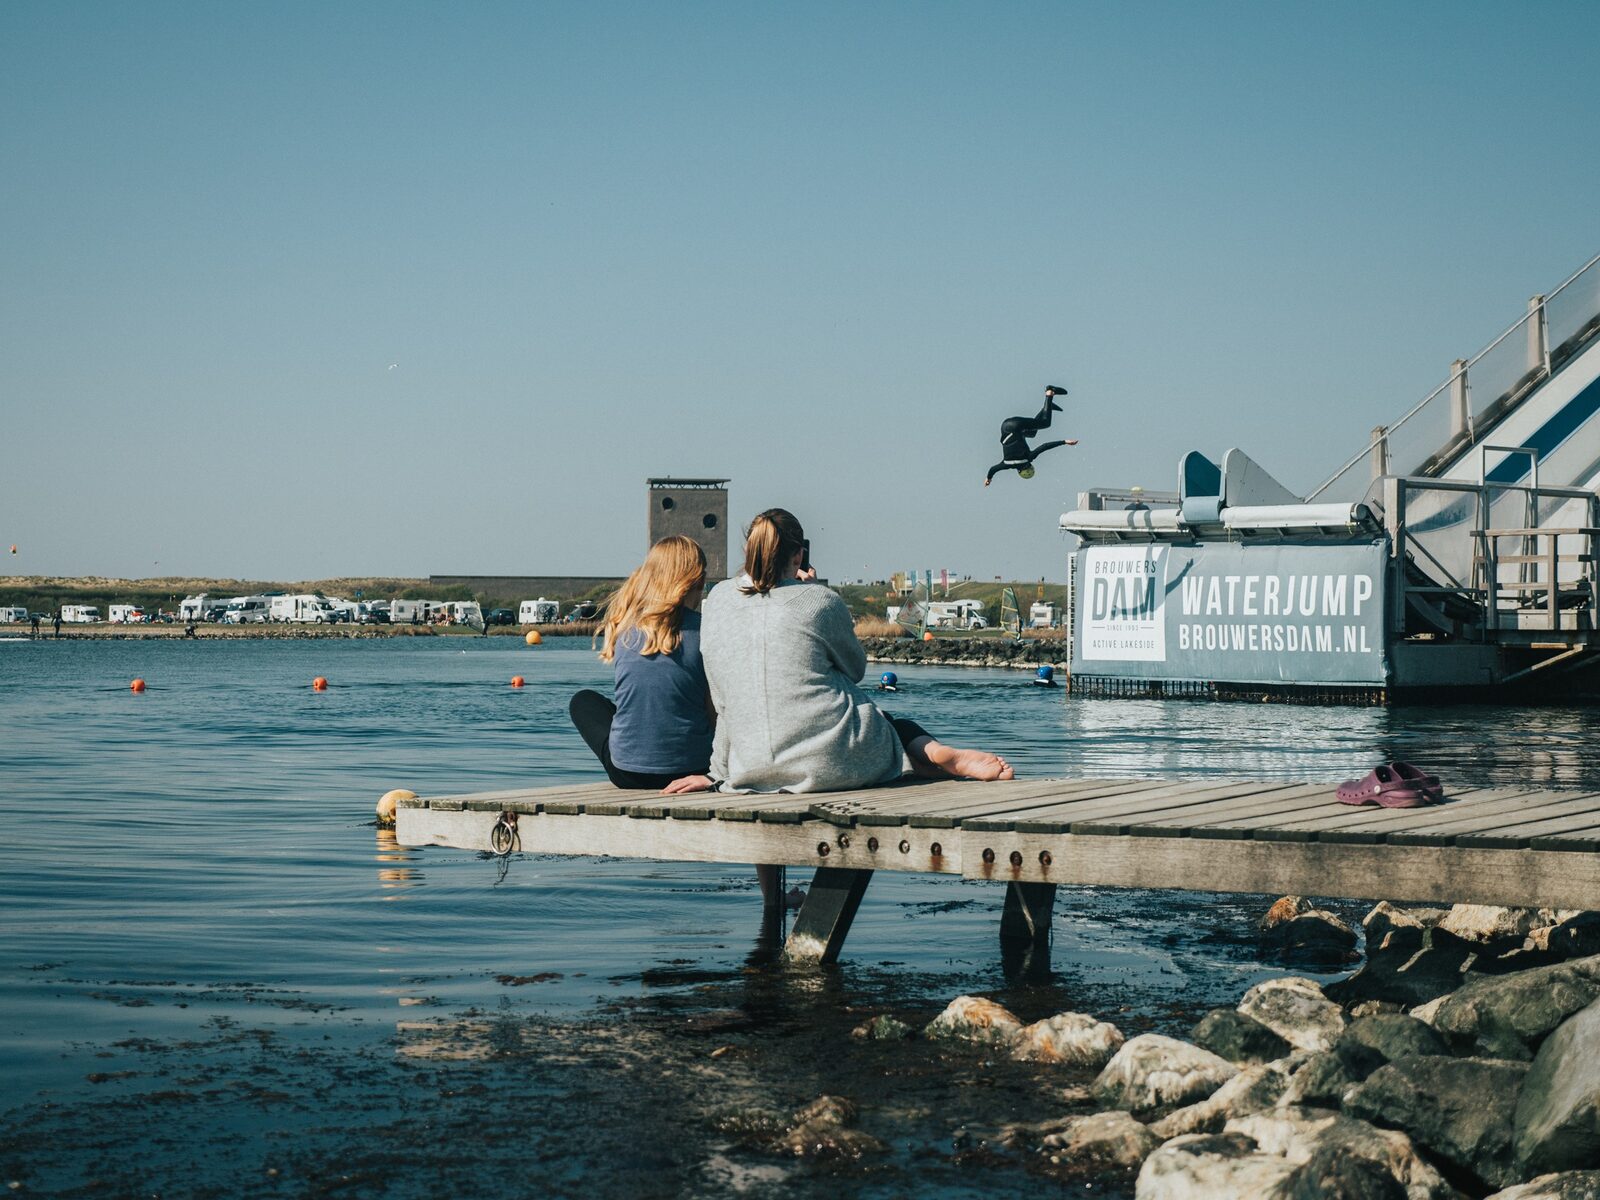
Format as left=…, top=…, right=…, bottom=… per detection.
left=676, top=508, right=1013, bottom=794
left=568, top=536, right=714, bottom=791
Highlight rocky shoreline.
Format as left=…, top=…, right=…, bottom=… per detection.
left=763, top=898, right=1600, bottom=1198
left=859, top=635, right=1069, bottom=671
left=2, top=623, right=599, bottom=640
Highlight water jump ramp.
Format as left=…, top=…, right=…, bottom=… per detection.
left=1062, top=252, right=1600, bottom=703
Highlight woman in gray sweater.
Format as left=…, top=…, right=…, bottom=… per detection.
left=667, top=509, right=1013, bottom=795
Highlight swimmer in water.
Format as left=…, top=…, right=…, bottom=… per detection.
left=877, top=671, right=899, bottom=692
left=984, top=384, right=1078, bottom=486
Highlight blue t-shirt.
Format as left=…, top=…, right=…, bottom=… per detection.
left=609, top=609, right=713, bottom=775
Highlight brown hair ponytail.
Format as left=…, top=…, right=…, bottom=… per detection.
left=739, top=508, right=806, bottom=595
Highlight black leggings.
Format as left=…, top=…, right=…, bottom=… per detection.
left=1000, top=398, right=1056, bottom=459
left=883, top=713, right=933, bottom=753
left=568, top=690, right=705, bottom=790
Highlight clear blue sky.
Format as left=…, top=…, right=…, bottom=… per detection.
left=3, top=1, right=1597, bottom=582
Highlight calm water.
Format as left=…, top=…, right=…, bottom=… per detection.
left=0, top=636, right=1594, bottom=1197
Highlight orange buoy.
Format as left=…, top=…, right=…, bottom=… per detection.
left=312, top=676, right=328, bottom=691
left=130, top=678, right=146, bottom=693
left=922, top=631, right=935, bottom=642
left=510, top=675, right=525, bottom=688
left=525, top=630, right=542, bottom=645
left=377, top=788, right=416, bottom=824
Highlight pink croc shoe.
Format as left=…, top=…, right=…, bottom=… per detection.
left=1335, top=766, right=1427, bottom=809
left=1389, top=762, right=1444, bottom=802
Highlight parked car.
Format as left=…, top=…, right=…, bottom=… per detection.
left=486, top=608, right=516, bottom=626
left=356, top=609, right=390, bottom=625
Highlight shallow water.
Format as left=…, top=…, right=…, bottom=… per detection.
left=0, top=637, right=1593, bottom=1197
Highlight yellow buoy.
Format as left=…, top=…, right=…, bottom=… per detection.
left=525, top=630, right=542, bottom=645
left=377, top=788, right=416, bottom=825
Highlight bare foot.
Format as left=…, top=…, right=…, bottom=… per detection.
left=915, top=741, right=1014, bottom=781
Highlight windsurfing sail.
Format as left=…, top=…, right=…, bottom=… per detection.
left=1000, top=588, right=1022, bottom=635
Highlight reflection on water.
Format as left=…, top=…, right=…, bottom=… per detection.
left=1, top=637, right=1598, bottom=1197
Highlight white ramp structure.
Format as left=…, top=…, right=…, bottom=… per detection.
left=1062, top=252, right=1600, bottom=702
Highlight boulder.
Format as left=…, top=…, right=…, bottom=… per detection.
left=1485, top=1172, right=1600, bottom=1199
left=1231, top=1108, right=1457, bottom=1199
left=1335, top=1014, right=1451, bottom=1080
left=1150, top=1058, right=1298, bottom=1138
left=1260, top=899, right=1359, bottom=963
left=1526, top=915, right=1600, bottom=962
left=1345, top=1054, right=1529, bottom=1191
left=1041, top=1110, right=1160, bottom=1171
left=1013, top=1011, right=1124, bottom=1068
left=1430, top=956, right=1600, bottom=1060
left=850, top=1014, right=914, bottom=1041
left=1439, top=905, right=1549, bottom=945
left=1514, top=997, right=1600, bottom=1175
left=1091, top=1034, right=1238, bottom=1117
left=1410, top=995, right=1447, bottom=1026
left=923, top=996, right=1024, bottom=1047
left=1326, top=924, right=1477, bottom=1009
left=773, top=1095, right=886, bottom=1159
left=1239, top=977, right=1347, bottom=1053
left=1192, top=1007, right=1294, bottom=1065
left=1136, top=1132, right=1300, bottom=1199
left=1279, top=1051, right=1359, bottom=1110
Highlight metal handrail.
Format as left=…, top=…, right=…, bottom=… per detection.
left=1309, top=251, right=1600, bottom=500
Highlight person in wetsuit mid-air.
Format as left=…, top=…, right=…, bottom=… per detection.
left=984, top=384, right=1078, bottom=486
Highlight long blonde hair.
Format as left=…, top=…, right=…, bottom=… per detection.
left=738, top=508, right=805, bottom=596
left=599, top=535, right=707, bottom=661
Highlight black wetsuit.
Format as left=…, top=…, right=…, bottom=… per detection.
left=986, top=393, right=1070, bottom=483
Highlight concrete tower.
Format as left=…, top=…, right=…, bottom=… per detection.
left=647, top=478, right=730, bottom=581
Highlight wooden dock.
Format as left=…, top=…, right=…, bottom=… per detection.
left=396, top=777, right=1600, bottom=964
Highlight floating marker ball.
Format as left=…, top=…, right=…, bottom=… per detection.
left=510, top=675, right=525, bottom=688
left=525, top=630, right=542, bottom=645
left=377, top=788, right=416, bottom=824
left=130, top=678, right=146, bottom=693
left=922, top=631, right=935, bottom=642
left=1018, top=466, right=1036, bottom=480
left=880, top=671, right=897, bottom=687
left=312, top=676, right=328, bottom=691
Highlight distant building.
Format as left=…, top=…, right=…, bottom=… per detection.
left=647, top=478, right=729, bottom=581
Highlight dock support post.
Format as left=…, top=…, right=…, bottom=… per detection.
left=783, top=868, right=872, bottom=964
left=756, top=864, right=786, bottom=908
left=999, top=882, right=1055, bottom=980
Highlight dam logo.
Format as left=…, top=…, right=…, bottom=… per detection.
left=1080, top=547, right=1167, bottom=661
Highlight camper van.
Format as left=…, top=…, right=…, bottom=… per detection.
left=519, top=598, right=560, bottom=625
left=1029, top=602, right=1060, bottom=629
left=269, top=594, right=339, bottom=623
left=388, top=599, right=425, bottom=625
left=221, top=597, right=270, bottom=624
left=0, top=607, right=28, bottom=623
left=61, top=605, right=101, bottom=623
left=447, top=601, right=484, bottom=627
left=926, top=600, right=988, bottom=630
left=108, top=605, right=147, bottom=624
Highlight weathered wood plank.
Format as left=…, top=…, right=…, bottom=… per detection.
left=966, top=780, right=1302, bottom=834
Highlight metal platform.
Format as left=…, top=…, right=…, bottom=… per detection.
left=396, top=776, right=1600, bottom=963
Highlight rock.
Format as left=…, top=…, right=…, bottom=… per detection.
left=1526, top=915, right=1600, bottom=962
left=1439, top=904, right=1549, bottom=945
left=850, top=1014, right=914, bottom=1041
left=1279, top=1051, right=1359, bottom=1110
left=923, top=996, right=1024, bottom=1047
left=1326, top=924, right=1476, bottom=1009
left=1013, top=1011, right=1124, bottom=1067
left=1345, top=1055, right=1529, bottom=1191
left=1239, top=977, right=1348, bottom=1053
left=1335, top=1015, right=1450, bottom=1080
left=1136, top=1131, right=1300, bottom=1198
left=1192, top=1007, right=1294, bottom=1064
left=1151, top=1058, right=1298, bottom=1138
left=1260, top=901, right=1359, bottom=963
left=1041, top=1110, right=1160, bottom=1171
left=1264, top=896, right=1315, bottom=926
left=1514, top=997, right=1600, bottom=1175
left=1231, top=1108, right=1458, bottom=1199
left=773, top=1094, right=887, bottom=1159
left=1092, top=1034, right=1239, bottom=1117
left=1430, top=956, right=1600, bottom=1060
left=1409, top=996, right=1447, bottom=1026
left=1350, top=1000, right=1407, bottom=1019
left=1485, top=1172, right=1600, bottom=1199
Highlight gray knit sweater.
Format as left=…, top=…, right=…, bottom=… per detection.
left=701, top=578, right=904, bottom=793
